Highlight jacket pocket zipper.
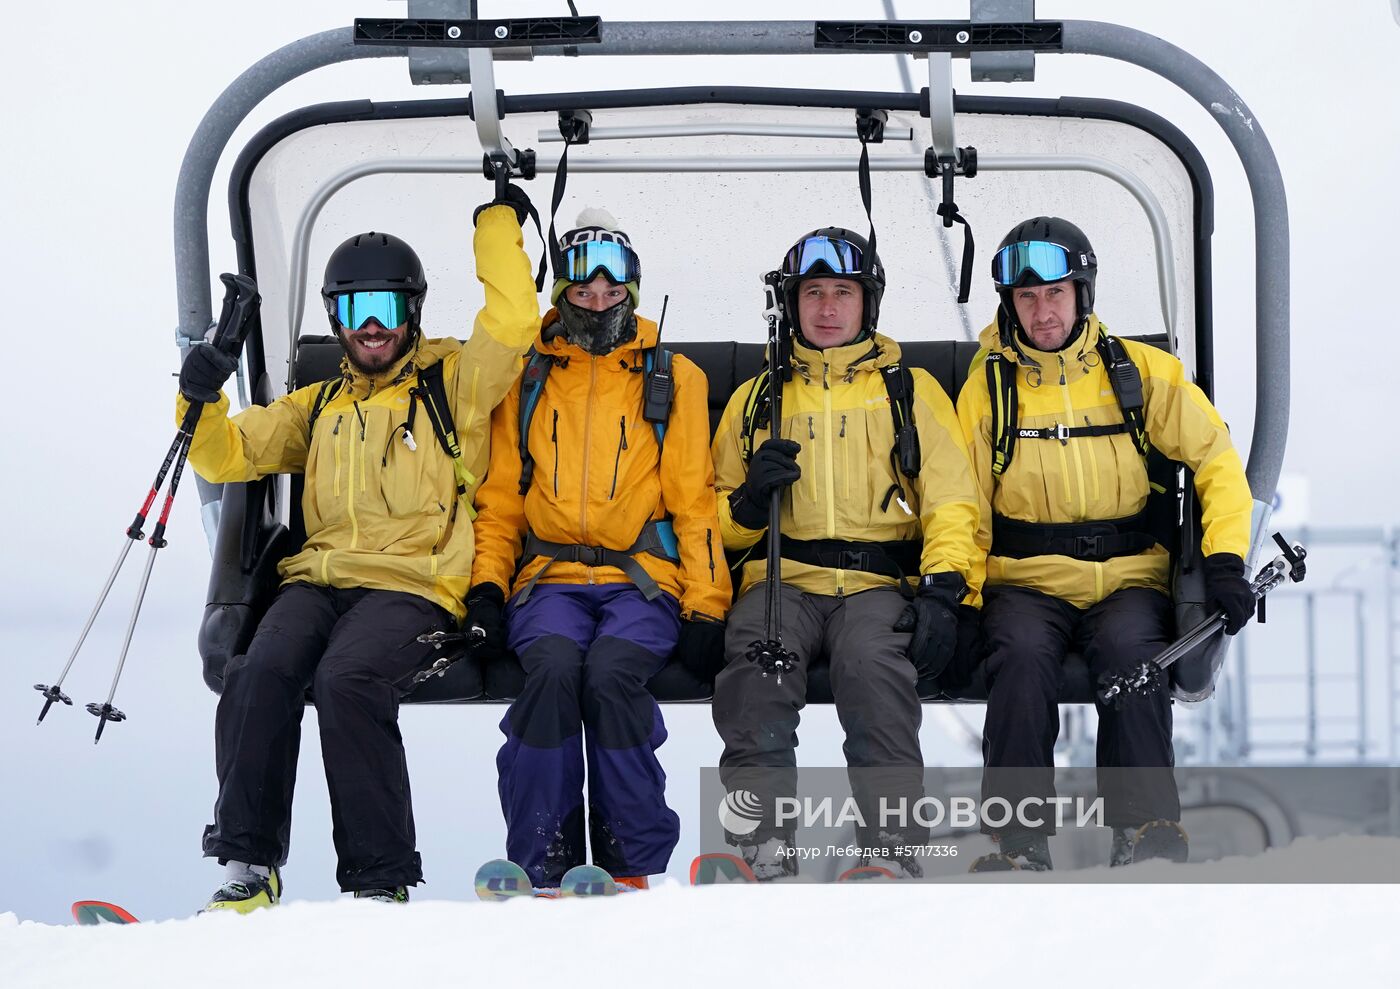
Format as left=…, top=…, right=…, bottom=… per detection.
left=609, top=415, right=627, bottom=500
left=551, top=409, right=560, bottom=497
left=706, top=527, right=716, bottom=582
left=332, top=415, right=344, bottom=497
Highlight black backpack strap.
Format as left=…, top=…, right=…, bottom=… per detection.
left=739, top=367, right=773, bottom=464
left=417, top=361, right=477, bottom=518
left=1096, top=334, right=1150, bottom=459
left=879, top=362, right=921, bottom=480
left=986, top=352, right=1017, bottom=477
left=516, top=349, right=556, bottom=495
left=307, top=377, right=345, bottom=437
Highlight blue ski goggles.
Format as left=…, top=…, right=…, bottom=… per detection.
left=327, top=290, right=412, bottom=331
left=559, top=239, right=641, bottom=285
left=991, top=241, right=1075, bottom=287
left=782, top=235, right=864, bottom=278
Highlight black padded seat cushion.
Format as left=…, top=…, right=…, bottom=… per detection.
left=284, top=334, right=1105, bottom=705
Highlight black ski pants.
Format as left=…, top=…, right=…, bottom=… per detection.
left=980, top=584, right=1180, bottom=832
left=202, top=582, right=451, bottom=891
left=713, top=583, right=927, bottom=846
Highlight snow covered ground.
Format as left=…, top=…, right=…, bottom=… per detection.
left=5, top=839, right=1400, bottom=989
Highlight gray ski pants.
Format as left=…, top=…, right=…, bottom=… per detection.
left=711, top=583, right=926, bottom=845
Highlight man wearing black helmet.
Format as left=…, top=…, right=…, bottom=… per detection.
left=176, top=189, right=541, bottom=909
left=709, top=228, right=982, bottom=880
left=957, top=216, right=1255, bottom=869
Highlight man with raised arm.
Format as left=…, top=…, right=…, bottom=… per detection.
left=177, top=187, right=540, bottom=909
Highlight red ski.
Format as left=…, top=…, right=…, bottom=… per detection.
left=689, top=852, right=757, bottom=884
left=72, top=900, right=139, bottom=925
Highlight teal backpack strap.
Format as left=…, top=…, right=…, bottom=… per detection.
left=516, top=349, right=557, bottom=495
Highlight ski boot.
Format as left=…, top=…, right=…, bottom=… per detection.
left=354, top=886, right=410, bottom=903
left=738, top=836, right=799, bottom=882
left=201, top=863, right=282, bottom=915
left=848, top=852, right=922, bottom=881
left=1110, top=820, right=1189, bottom=865
left=613, top=876, right=650, bottom=892
left=969, top=833, right=1052, bottom=873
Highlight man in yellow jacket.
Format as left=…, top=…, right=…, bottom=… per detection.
left=468, top=209, right=731, bottom=891
left=958, top=216, right=1256, bottom=869
left=710, top=228, right=982, bottom=880
left=177, top=190, right=541, bottom=909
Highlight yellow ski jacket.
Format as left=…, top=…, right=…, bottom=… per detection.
left=470, top=310, right=733, bottom=621
left=712, top=333, right=983, bottom=604
left=179, top=207, right=540, bottom=621
left=957, top=315, right=1253, bottom=609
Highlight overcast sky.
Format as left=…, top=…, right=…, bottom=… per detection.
left=1, top=1, right=1396, bottom=924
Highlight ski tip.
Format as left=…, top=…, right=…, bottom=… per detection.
left=72, top=900, right=139, bottom=925
left=474, top=859, right=534, bottom=901
left=558, top=864, right=617, bottom=897
left=689, top=852, right=757, bottom=885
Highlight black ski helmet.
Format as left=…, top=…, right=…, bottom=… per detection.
left=321, top=231, right=427, bottom=337
left=992, top=216, right=1097, bottom=343
left=779, top=227, right=886, bottom=344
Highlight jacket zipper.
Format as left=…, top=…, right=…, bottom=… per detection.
left=347, top=410, right=360, bottom=548
left=706, top=528, right=716, bottom=583
left=609, top=415, right=627, bottom=500
left=579, top=358, right=597, bottom=561
left=822, top=365, right=836, bottom=540
left=1058, top=353, right=1088, bottom=517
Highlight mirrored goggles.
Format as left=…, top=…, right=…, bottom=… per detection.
left=330, top=291, right=411, bottom=332
left=782, top=236, right=864, bottom=278
left=991, top=241, right=1073, bottom=287
left=560, top=240, right=641, bottom=285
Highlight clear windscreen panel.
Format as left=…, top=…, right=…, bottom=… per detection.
left=244, top=101, right=1201, bottom=399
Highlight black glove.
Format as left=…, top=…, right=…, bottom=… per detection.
left=893, top=572, right=964, bottom=679
left=473, top=183, right=536, bottom=227
left=935, top=604, right=985, bottom=693
left=178, top=343, right=240, bottom=404
left=1204, top=552, right=1255, bottom=635
left=728, top=438, right=802, bottom=529
left=676, top=614, right=728, bottom=685
left=465, top=583, right=508, bottom=660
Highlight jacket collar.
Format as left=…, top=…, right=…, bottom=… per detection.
left=537, top=309, right=660, bottom=371
left=334, top=336, right=458, bottom=397
left=789, top=332, right=901, bottom=385
left=978, top=313, right=1105, bottom=385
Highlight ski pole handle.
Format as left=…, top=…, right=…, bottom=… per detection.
left=209, top=273, right=261, bottom=356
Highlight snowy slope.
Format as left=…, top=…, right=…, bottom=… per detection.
left=5, top=839, right=1400, bottom=989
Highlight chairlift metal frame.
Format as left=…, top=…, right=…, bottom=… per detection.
left=175, top=5, right=1290, bottom=704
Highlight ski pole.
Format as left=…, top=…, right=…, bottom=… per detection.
left=744, top=271, right=798, bottom=685
left=1097, top=532, right=1308, bottom=706
left=35, top=273, right=259, bottom=737
left=31, top=282, right=245, bottom=724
